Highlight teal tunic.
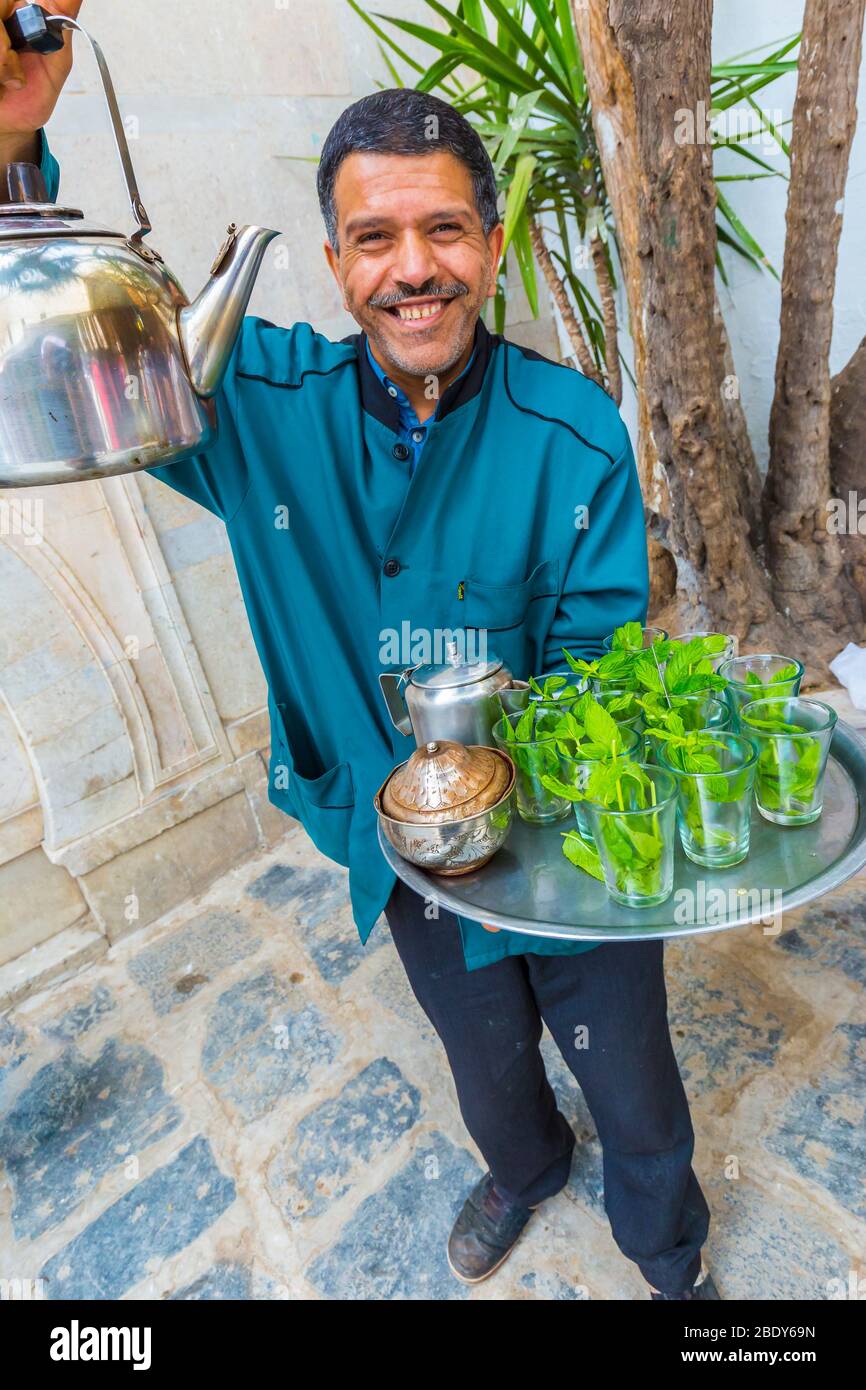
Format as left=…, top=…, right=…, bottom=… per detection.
left=39, top=134, right=649, bottom=971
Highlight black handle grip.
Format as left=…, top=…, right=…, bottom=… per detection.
left=4, top=4, right=65, bottom=54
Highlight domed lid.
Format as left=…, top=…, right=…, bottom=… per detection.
left=0, top=208, right=119, bottom=238
left=380, top=740, right=512, bottom=824
left=410, top=639, right=502, bottom=691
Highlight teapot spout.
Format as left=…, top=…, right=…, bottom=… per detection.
left=179, top=224, right=280, bottom=397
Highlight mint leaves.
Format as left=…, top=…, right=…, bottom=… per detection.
left=743, top=663, right=801, bottom=688
left=506, top=639, right=821, bottom=896
left=495, top=702, right=561, bottom=783
left=562, top=627, right=727, bottom=701
left=527, top=673, right=581, bottom=703
left=741, top=701, right=824, bottom=817
left=644, top=722, right=757, bottom=857
left=562, top=829, right=604, bottom=880
left=583, top=694, right=621, bottom=748
left=607, top=620, right=645, bottom=652
left=578, top=757, right=669, bottom=900
left=494, top=699, right=586, bottom=822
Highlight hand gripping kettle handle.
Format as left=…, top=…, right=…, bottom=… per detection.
left=4, top=4, right=154, bottom=247
left=4, top=4, right=65, bottom=53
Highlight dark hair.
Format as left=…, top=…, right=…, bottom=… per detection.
left=317, top=88, right=500, bottom=249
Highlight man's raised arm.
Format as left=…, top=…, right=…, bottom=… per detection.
left=0, top=0, right=253, bottom=522
left=0, top=0, right=81, bottom=179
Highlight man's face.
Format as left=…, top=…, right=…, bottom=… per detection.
left=324, top=150, right=504, bottom=380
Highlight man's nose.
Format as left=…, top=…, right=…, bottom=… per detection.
left=390, top=230, right=439, bottom=291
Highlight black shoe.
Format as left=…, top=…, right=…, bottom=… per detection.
left=447, top=1172, right=538, bottom=1284
left=650, top=1267, right=721, bottom=1300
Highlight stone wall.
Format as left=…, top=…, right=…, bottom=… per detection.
left=0, top=0, right=558, bottom=1000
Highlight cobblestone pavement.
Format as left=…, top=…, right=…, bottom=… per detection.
left=1, top=797, right=864, bottom=1300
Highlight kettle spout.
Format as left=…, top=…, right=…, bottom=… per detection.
left=179, top=224, right=280, bottom=397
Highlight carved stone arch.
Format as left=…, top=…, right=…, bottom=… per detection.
left=0, top=476, right=230, bottom=857
left=0, top=531, right=138, bottom=851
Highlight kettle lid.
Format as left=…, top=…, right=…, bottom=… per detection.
left=410, top=638, right=502, bottom=691
left=0, top=209, right=118, bottom=238
left=0, top=161, right=114, bottom=239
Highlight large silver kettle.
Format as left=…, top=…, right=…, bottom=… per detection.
left=0, top=5, right=279, bottom=487
left=379, top=639, right=521, bottom=749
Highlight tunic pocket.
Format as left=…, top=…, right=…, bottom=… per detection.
left=459, top=559, right=559, bottom=678
left=269, top=701, right=355, bottom=866
left=460, top=558, right=559, bottom=629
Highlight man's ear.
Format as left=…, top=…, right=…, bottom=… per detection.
left=485, top=221, right=505, bottom=299
left=324, top=240, right=349, bottom=311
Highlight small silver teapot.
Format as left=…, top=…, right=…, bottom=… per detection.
left=379, top=639, right=523, bottom=748
left=0, top=5, right=279, bottom=486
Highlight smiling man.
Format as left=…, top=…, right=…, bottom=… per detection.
left=0, top=3, right=716, bottom=1301
left=324, top=142, right=491, bottom=385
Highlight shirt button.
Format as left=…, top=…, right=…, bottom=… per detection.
left=412, top=429, right=424, bottom=443
left=387, top=386, right=398, bottom=398
left=393, top=443, right=411, bottom=461
left=383, top=557, right=401, bottom=578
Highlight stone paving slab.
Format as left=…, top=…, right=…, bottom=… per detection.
left=1, top=1036, right=183, bottom=1242
left=764, top=1021, right=866, bottom=1221
left=305, top=1130, right=480, bottom=1300
left=0, top=819, right=864, bottom=1300
left=41, top=1136, right=236, bottom=1300
left=266, top=1056, right=423, bottom=1224
left=200, top=969, right=341, bottom=1126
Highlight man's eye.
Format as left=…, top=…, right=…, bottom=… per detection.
left=432, top=223, right=461, bottom=234
left=358, top=232, right=385, bottom=244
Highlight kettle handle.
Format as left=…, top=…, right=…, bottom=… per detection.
left=4, top=3, right=63, bottom=52
left=378, top=670, right=415, bottom=737
left=5, top=6, right=153, bottom=248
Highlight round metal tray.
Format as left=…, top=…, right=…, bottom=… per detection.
left=378, top=719, right=866, bottom=941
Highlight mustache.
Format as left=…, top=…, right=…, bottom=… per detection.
left=368, top=281, right=469, bottom=309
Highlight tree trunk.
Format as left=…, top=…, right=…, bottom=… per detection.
left=830, top=336, right=866, bottom=618
left=572, top=0, right=763, bottom=597
left=604, top=0, right=786, bottom=646
left=713, top=290, right=764, bottom=550
left=764, top=0, right=865, bottom=628
left=570, top=0, right=652, bottom=495
left=589, top=232, right=622, bottom=404
left=569, top=0, right=863, bottom=678
left=528, top=217, right=603, bottom=385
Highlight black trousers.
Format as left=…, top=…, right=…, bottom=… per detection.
left=383, top=877, right=710, bottom=1295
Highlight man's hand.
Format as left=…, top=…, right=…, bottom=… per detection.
left=0, top=1, right=83, bottom=140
